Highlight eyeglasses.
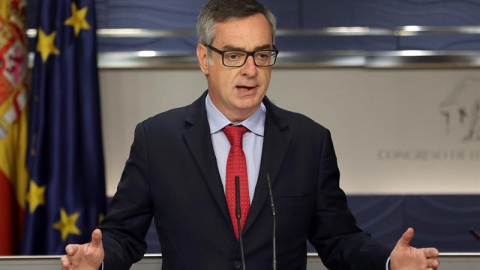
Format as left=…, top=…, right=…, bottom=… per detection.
left=206, top=45, right=279, bottom=67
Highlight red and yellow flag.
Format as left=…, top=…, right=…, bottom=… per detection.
left=0, top=0, right=28, bottom=255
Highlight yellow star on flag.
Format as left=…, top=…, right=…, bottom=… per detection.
left=53, top=208, right=81, bottom=242
left=26, top=180, right=46, bottom=214
left=64, top=3, right=91, bottom=37
left=36, top=28, right=60, bottom=62
left=99, top=213, right=104, bottom=225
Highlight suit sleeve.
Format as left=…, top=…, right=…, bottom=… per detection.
left=308, top=129, right=391, bottom=270
left=98, top=122, right=154, bottom=270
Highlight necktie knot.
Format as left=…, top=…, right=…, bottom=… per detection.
left=223, top=125, right=248, bottom=147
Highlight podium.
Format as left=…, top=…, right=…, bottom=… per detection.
left=0, top=253, right=479, bottom=269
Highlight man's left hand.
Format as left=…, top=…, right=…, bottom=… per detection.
left=390, top=228, right=440, bottom=270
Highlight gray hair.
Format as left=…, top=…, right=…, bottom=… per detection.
left=197, top=0, right=277, bottom=46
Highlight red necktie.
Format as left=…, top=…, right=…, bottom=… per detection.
left=223, top=125, right=250, bottom=240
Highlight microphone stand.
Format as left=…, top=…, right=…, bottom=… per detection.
left=266, top=173, right=277, bottom=270
left=235, top=176, right=247, bottom=270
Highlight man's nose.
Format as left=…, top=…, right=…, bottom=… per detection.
left=241, top=55, right=258, bottom=76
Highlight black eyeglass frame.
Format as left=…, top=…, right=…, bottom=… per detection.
left=206, top=44, right=279, bottom=67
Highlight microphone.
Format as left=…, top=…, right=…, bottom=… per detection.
left=266, top=173, right=277, bottom=270
left=235, top=176, right=246, bottom=270
left=470, top=227, right=480, bottom=240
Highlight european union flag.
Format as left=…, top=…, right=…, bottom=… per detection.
left=22, top=0, right=106, bottom=254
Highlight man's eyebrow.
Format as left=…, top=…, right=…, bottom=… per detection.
left=255, top=44, right=273, bottom=51
left=222, top=44, right=273, bottom=51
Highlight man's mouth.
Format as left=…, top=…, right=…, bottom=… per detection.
left=237, top=86, right=255, bottom=91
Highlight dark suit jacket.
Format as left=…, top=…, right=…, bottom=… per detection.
left=99, top=92, right=391, bottom=270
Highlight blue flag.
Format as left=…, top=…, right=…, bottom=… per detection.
left=22, top=0, right=106, bottom=254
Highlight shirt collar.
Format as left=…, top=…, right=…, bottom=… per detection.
left=205, top=93, right=265, bottom=136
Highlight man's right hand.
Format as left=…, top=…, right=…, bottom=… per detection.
left=60, top=229, right=105, bottom=270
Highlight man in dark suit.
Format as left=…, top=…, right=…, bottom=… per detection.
left=61, top=0, right=439, bottom=269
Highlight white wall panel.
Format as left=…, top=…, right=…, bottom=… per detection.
left=99, top=68, right=480, bottom=196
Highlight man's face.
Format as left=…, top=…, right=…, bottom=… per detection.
left=196, top=13, right=273, bottom=122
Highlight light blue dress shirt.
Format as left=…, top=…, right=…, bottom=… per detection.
left=205, top=94, right=265, bottom=203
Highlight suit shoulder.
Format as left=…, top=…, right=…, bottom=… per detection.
left=140, top=105, right=190, bottom=130
left=273, top=105, right=329, bottom=134
left=140, top=93, right=206, bottom=129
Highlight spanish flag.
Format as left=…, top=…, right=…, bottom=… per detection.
left=0, top=0, right=29, bottom=255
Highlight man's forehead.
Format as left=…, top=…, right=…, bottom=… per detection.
left=211, top=15, right=273, bottom=48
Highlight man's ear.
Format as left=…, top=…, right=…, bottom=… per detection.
left=196, top=43, right=209, bottom=75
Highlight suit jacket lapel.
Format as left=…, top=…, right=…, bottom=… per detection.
left=183, top=92, right=231, bottom=224
left=244, top=97, right=291, bottom=233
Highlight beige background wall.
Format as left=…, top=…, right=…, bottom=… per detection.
left=99, top=68, right=480, bottom=196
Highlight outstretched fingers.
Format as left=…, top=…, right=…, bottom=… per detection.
left=424, top=248, right=440, bottom=269
left=423, top=247, right=439, bottom=258
left=60, top=229, right=104, bottom=270
left=65, top=244, right=79, bottom=256
left=62, top=244, right=81, bottom=269
left=390, top=228, right=441, bottom=270
left=60, top=255, right=71, bottom=269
